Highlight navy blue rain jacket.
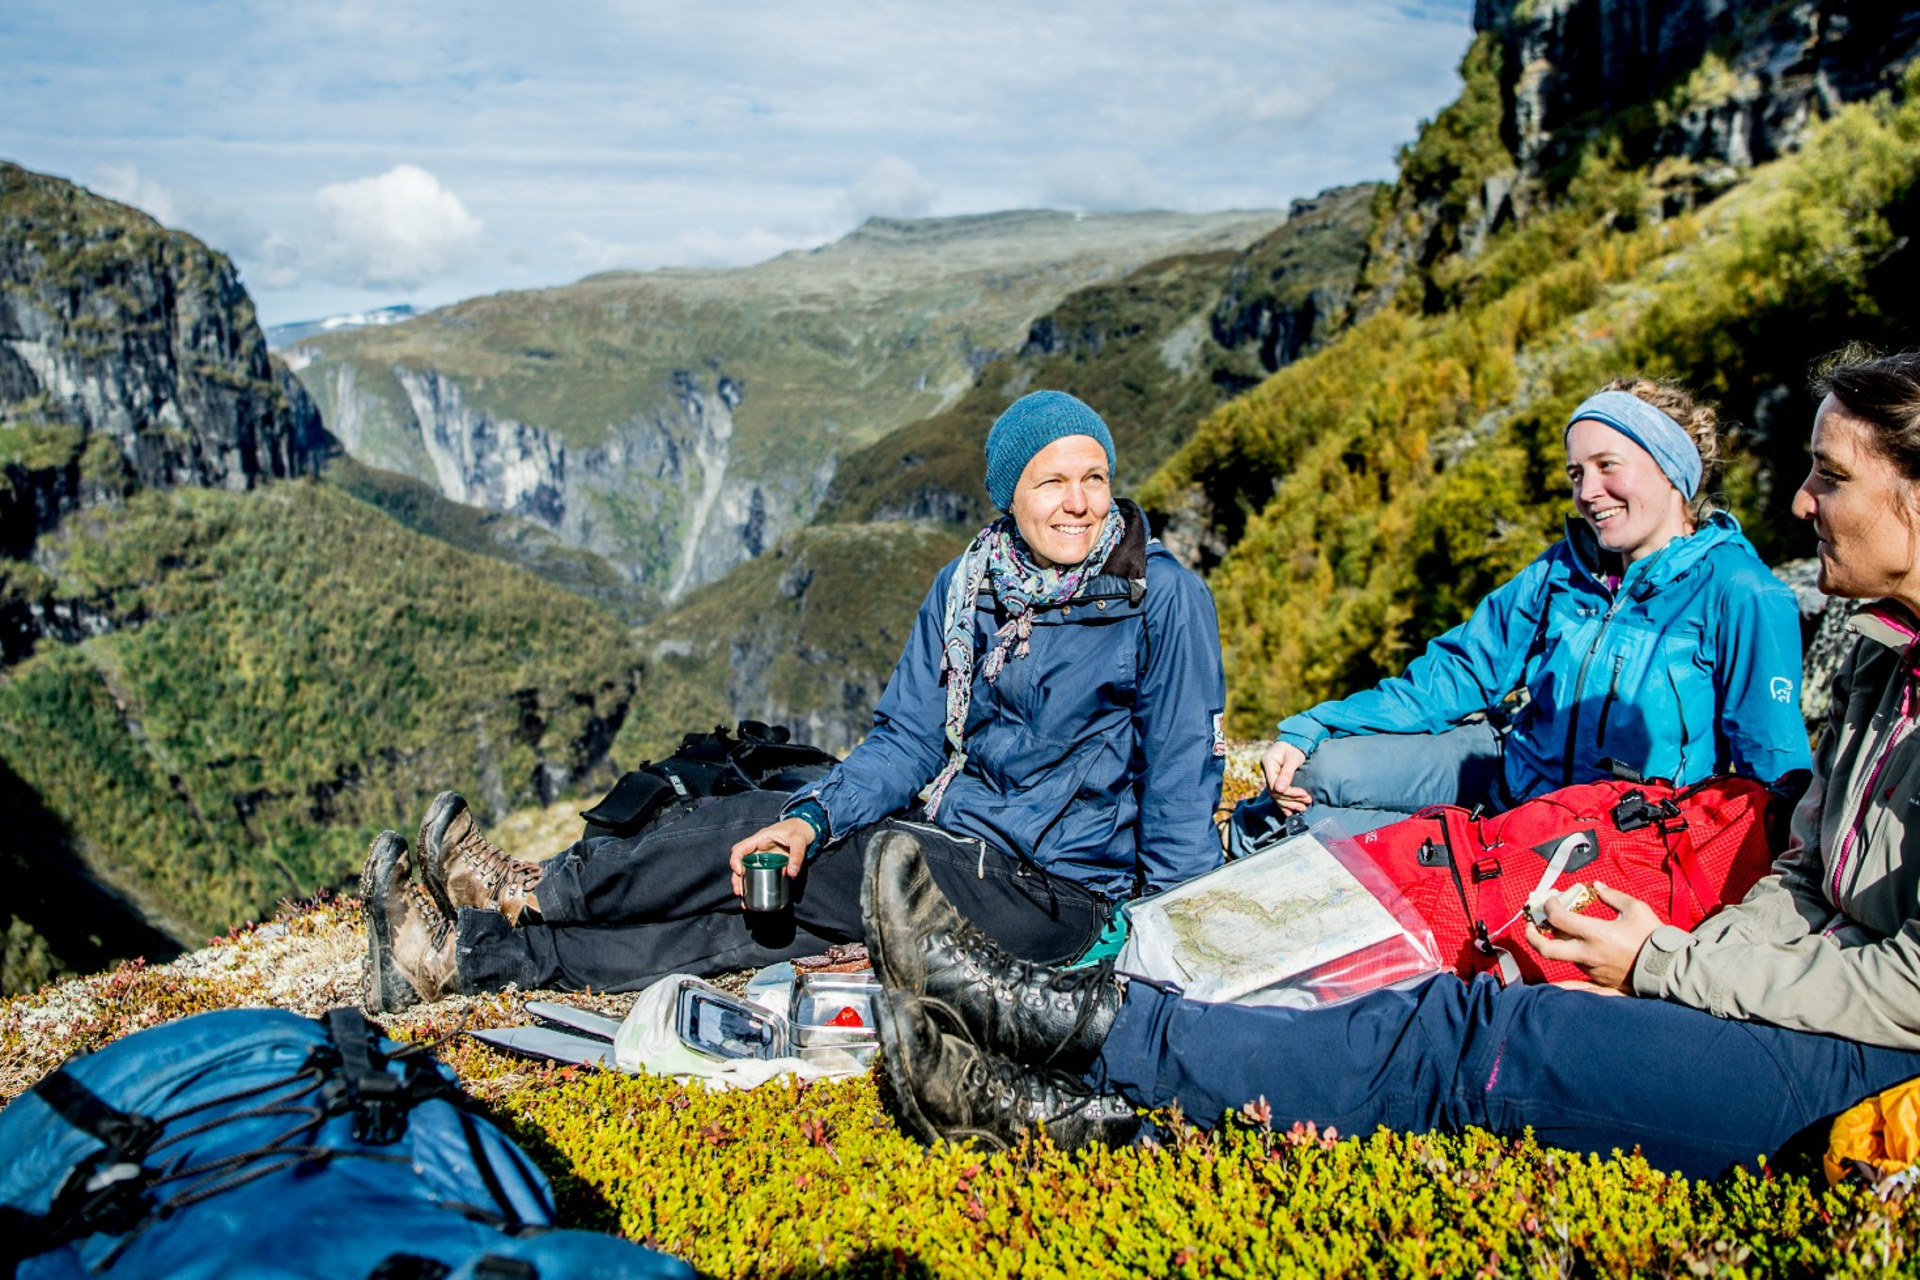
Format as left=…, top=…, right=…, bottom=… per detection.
left=802, top=504, right=1227, bottom=898
left=1275, top=512, right=1813, bottom=800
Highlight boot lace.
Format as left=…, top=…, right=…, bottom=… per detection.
left=455, top=825, right=545, bottom=896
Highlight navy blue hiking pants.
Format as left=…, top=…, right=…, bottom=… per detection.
left=1088, top=974, right=1920, bottom=1181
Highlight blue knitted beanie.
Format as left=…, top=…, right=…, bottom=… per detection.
left=984, top=391, right=1116, bottom=511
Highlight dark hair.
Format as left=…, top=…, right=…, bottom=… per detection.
left=1599, top=375, right=1724, bottom=523
left=1813, top=345, right=1920, bottom=481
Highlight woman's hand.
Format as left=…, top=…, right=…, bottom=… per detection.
left=1525, top=881, right=1661, bottom=993
left=728, top=818, right=815, bottom=897
left=1261, top=740, right=1313, bottom=814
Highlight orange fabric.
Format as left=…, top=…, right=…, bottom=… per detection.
left=1826, top=1075, right=1920, bottom=1187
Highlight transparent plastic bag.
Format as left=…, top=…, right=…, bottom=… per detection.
left=1119, top=810, right=1441, bottom=1009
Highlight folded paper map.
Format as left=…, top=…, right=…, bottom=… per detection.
left=1120, top=831, right=1404, bottom=1002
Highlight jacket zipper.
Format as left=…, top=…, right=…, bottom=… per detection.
left=1828, top=679, right=1917, bottom=905
left=1595, top=654, right=1625, bottom=748
left=1562, top=596, right=1626, bottom=786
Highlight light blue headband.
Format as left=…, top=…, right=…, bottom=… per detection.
left=1564, top=390, right=1702, bottom=500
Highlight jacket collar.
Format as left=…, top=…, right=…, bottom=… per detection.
left=1852, top=600, right=1920, bottom=655
left=1564, top=509, right=1743, bottom=598
left=1083, top=499, right=1149, bottom=605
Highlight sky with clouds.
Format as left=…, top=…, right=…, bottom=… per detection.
left=2, top=1, right=1477, bottom=327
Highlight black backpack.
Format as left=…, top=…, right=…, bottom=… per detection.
left=578, top=721, right=837, bottom=838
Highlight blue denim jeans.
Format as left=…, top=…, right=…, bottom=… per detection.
left=1293, top=721, right=1505, bottom=837
left=1088, top=974, right=1920, bottom=1181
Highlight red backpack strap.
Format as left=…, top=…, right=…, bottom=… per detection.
left=1664, top=813, right=1720, bottom=924
left=1613, top=786, right=1716, bottom=925
left=1430, top=807, right=1512, bottom=979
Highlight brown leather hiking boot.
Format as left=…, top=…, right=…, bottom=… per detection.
left=862, top=828, right=1122, bottom=1073
left=417, top=792, right=544, bottom=925
left=873, top=989, right=1139, bottom=1153
left=361, top=829, right=459, bottom=1014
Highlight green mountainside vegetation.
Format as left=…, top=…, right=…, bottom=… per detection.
left=614, top=521, right=969, bottom=762
left=0, top=480, right=641, bottom=991
left=324, top=454, right=658, bottom=625
left=1148, top=51, right=1920, bottom=734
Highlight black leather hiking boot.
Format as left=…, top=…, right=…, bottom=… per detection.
left=862, top=827, right=1121, bottom=1072
left=874, top=989, right=1139, bottom=1153
left=361, top=829, right=459, bottom=1014
left=418, top=791, right=544, bottom=925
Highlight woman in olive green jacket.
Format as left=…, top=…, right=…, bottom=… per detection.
left=1627, top=360, right=1920, bottom=1045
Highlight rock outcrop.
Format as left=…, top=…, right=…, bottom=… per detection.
left=0, top=163, right=335, bottom=555
left=1361, top=2, right=1920, bottom=316
left=1478, top=0, right=1920, bottom=192
left=318, top=358, right=797, bottom=602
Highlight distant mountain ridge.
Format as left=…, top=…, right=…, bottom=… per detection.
left=265, top=304, right=417, bottom=350
left=288, top=207, right=1288, bottom=606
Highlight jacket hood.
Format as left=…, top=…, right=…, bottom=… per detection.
left=1563, top=509, right=1751, bottom=597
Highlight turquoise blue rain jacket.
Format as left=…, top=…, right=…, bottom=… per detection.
left=1275, top=512, right=1813, bottom=801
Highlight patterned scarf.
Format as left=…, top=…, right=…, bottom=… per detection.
left=923, top=504, right=1127, bottom=817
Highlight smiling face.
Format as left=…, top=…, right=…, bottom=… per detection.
left=1008, top=434, right=1113, bottom=568
left=1792, top=394, right=1920, bottom=609
left=1565, top=418, right=1693, bottom=562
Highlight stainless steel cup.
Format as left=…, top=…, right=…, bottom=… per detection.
left=741, top=851, right=790, bottom=912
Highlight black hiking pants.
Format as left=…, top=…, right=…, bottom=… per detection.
left=454, top=790, right=1110, bottom=994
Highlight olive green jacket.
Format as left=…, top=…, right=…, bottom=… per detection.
left=1633, top=603, right=1920, bottom=1049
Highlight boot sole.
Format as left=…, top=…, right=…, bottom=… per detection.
left=416, top=791, right=465, bottom=919
left=859, top=828, right=924, bottom=997
left=361, top=830, right=420, bottom=1015
left=871, top=989, right=944, bottom=1149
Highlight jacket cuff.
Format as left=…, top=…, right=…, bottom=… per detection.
left=1630, top=924, right=1693, bottom=997
left=780, top=794, right=832, bottom=858
left=1273, top=716, right=1326, bottom=757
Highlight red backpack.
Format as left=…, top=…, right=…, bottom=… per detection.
left=1342, top=776, right=1786, bottom=985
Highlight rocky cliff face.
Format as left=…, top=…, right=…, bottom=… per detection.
left=1479, top=0, right=1920, bottom=190
left=0, top=164, right=334, bottom=555
left=298, top=355, right=801, bottom=602
left=1361, top=2, right=1920, bottom=316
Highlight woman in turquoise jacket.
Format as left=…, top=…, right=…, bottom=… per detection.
left=1261, top=378, right=1813, bottom=834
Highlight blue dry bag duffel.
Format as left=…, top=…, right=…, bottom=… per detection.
left=0, top=1006, right=691, bottom=1280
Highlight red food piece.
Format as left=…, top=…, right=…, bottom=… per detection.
left=828, top=1006, right=865, bottom=1028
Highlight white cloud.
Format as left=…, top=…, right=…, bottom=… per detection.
left=5, top=0, right=1479, bottom=322
left=311, top=164, right=483, bottom=290
left=838, top=156, right=937, bottom=222
left=1041, top=151, right=1167, bottom=213
left=94, top=162, right=181, bottom=225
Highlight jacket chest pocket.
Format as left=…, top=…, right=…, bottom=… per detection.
left=1596, top=628, right=1704, bottom=778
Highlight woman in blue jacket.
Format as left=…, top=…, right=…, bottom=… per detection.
left=360, top=390, right=1229, bottom=1010
left=1260, top=378, right=1812, bottom=834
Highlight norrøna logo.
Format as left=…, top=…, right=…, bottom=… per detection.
left=1770, top=676, right=1794, bottom=704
